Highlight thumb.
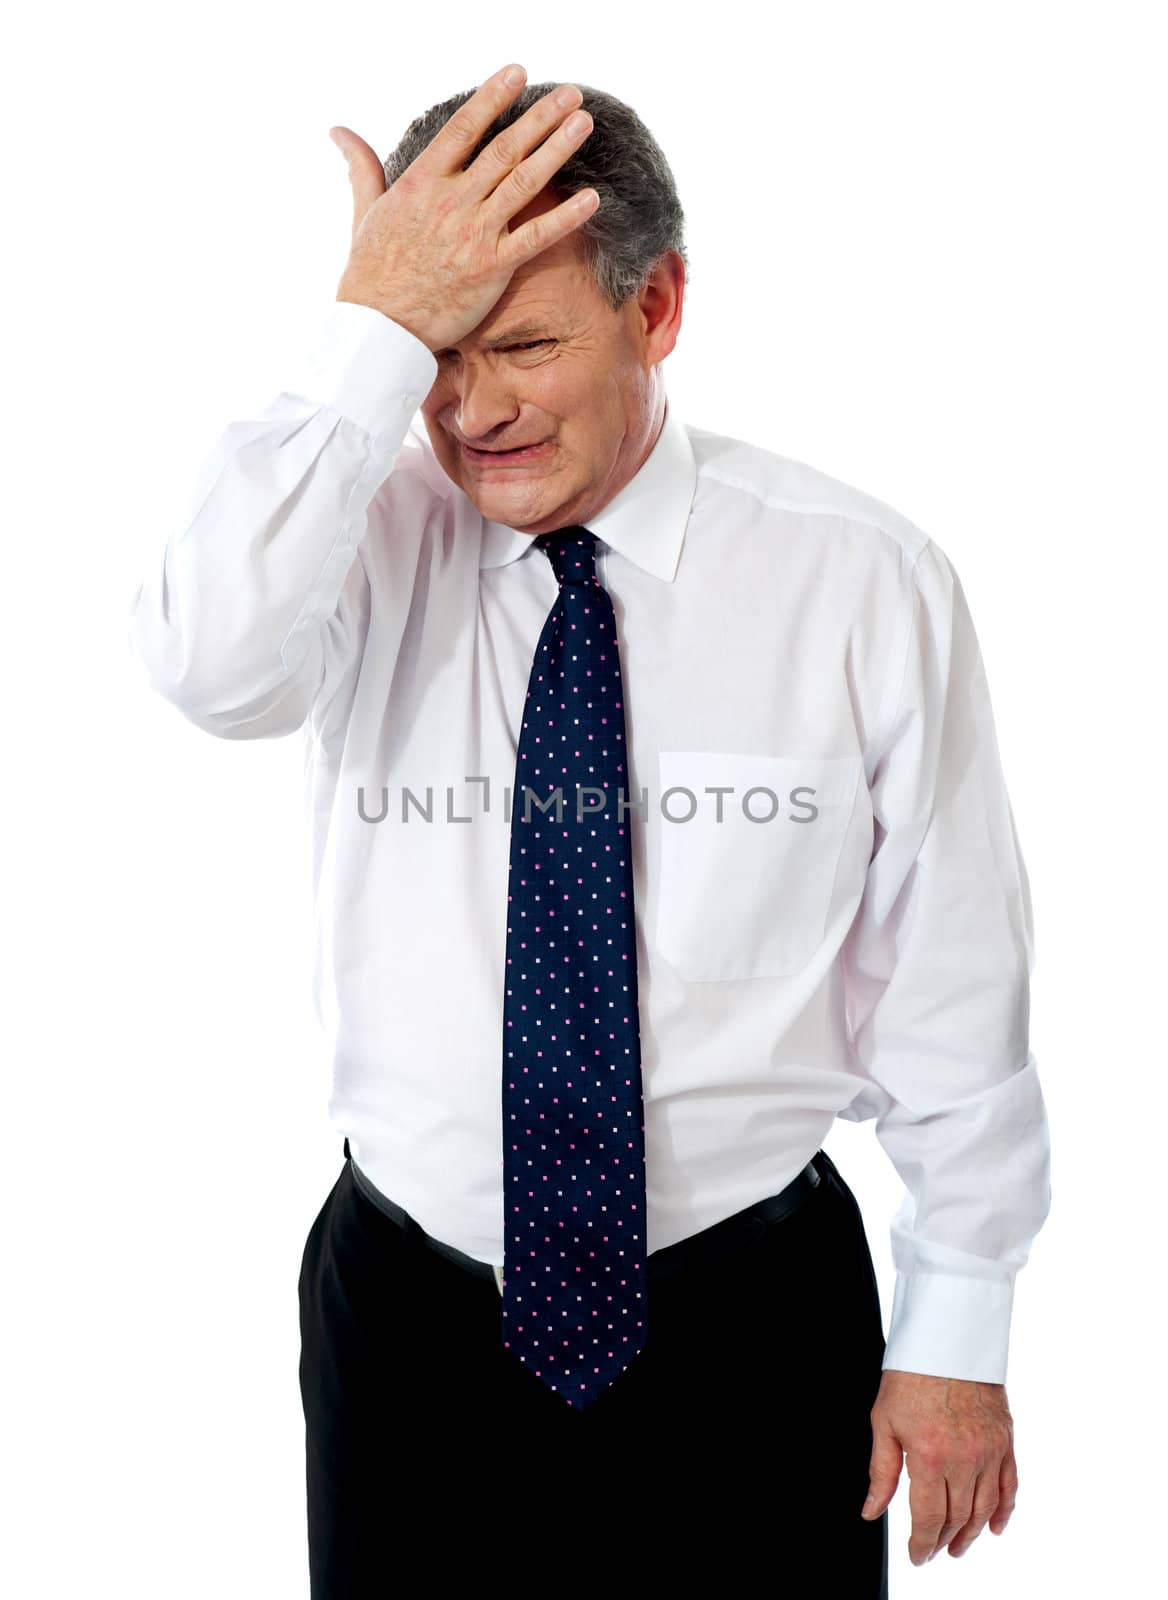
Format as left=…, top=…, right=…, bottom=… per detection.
left=328, top=125, right=387, bottom=224
left=861, top=1422, right=903, bottom=1519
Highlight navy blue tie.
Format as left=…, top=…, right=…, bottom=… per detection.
left=500, top=526, right=649, bottom=1410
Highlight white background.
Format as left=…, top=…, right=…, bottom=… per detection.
left=4, top=1, right=1164, bottom=1592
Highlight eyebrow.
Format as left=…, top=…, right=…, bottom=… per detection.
left=434, top=324, right=555, bottom=357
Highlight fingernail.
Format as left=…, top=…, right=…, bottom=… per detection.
left=861, top=1495, right=876, bottom=1516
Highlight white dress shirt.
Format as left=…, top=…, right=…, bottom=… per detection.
left=126, top=299, right=1051, bottom=1385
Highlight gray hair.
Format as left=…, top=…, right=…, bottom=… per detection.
left=382, top=81, right=689, bottom=314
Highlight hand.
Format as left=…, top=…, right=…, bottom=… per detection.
left=328, top=62, right=598, bottom=354
left=862, top=1369, right=1018, bottom=1565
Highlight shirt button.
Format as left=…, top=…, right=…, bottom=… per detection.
left=402, top=392, right=419, bottom=411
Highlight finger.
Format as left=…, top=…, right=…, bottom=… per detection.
left=499, top=185, right=600, bottom=270
left=906, top=1462, right=948, bottom=1567
left=929, top=1469, right=977, bottom=1559
left=947, top=1469, right=1002, bottom=1558
left=465, top=81, right=583, bottom=203
left=862, top=1418, right=904, bottom=1519
left=934, top=1459, right=979, bottom=1555
left=424, top=62, right=531, bottom=175
left=989, top=1444, right=1019, bottom=1534
left=922, top=1479, right=961, bottom=1564
left=487, top=102, right=593, bottom=226
left=329, top=126, right=386, bottom=231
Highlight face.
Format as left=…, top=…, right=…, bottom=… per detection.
left=419, top=186, right=684, bottom=538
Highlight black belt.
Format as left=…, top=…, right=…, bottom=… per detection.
left=345, top=1139, right=827, bottom=1289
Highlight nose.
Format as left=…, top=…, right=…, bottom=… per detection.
left=451, top=364, right=522, bottom=446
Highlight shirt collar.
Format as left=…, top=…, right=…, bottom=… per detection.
left=476, top=395, right=696, bottom=583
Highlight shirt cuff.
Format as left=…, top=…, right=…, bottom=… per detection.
left=881, top=1270, right=1016, bottom=1384
left=278, top=300, right=439, bottom=445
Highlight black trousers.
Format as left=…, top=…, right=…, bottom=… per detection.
left=298, top=1144, right=889, bottom=1597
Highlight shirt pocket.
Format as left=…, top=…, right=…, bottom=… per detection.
left=653, top=750, right=864, bottom=981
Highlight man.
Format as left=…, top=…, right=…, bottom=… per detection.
left=127, top=62, right=1051, bottom=1597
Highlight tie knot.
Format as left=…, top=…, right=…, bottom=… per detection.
left=536, top=526, right=599, bottom=587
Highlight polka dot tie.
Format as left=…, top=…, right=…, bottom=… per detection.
left=500, top=525, right=649, bottom=1409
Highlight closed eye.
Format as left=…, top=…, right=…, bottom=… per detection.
left=437, top=340, right=552, bottom=360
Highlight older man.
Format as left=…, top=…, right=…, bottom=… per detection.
left=127, top=60, right=1050, bottom=1598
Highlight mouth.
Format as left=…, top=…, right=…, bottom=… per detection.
left=460, top=440, right=556, bottom=465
